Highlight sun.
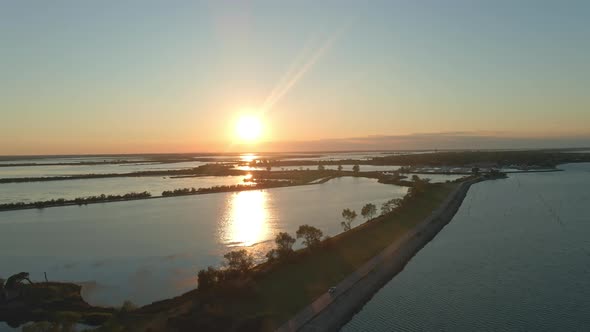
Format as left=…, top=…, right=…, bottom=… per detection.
left=236, top=115, right=263, bottom=142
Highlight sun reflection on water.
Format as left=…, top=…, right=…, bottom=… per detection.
left=240, top=153, right=258, bottom=163
left=220, top=190, right=271, bottom=247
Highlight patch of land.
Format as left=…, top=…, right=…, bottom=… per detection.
left=0, top=282, right=114, bottom=328
left=279, top=178, right=479, bottom=331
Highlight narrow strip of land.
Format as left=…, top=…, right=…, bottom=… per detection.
left=278, top=178, right=480, bottom=332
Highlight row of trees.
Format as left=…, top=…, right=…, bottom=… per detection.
left=0, top=192, right=152, bottom=210
left=318, top=164, right=361, bottom=172
left=162, top=181, right=295, bottom=197
left=339, top=175, right=432, bottom=231
left=197, top=224, right=326, bottom=292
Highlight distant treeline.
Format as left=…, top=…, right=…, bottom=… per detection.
left=247, top=150, right=590, bottom=168
left=370, top=151, right=590, bottom=167
left=0, top=164, right=240, bottom=183
left=162, top=181, right=295, bottom=197
left=0, top=191, right=152, bottom=211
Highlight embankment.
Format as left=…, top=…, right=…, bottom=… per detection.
left=278, top=178, right=481, bottom=332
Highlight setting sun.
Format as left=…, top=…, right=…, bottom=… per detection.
left=236, top=115, right=263, bottom=142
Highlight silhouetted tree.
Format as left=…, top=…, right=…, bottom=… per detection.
left=197, top=266, right=221, bottom=291
left=352, top=164, right=360, bottom=173
left=274, top=232, right=296, bottom=259
left=223, top=250, right=254, bottom=275
left=361, top=203, right=377, bottom=221
left=337, top=165, right=343, bottom=172
left=318, top=163, right=325, bottom=171
left=381, top=198, right=403, bottom=215
left=296, top=224, right=323, bottom=248
left=341, top=208, right=357, bottom=231
left=5, top=272, right=33, bottom=289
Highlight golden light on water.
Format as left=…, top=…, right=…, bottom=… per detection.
left=240, top=153, right=258, bottom=163
left=221, top=190, right=271, bottom=247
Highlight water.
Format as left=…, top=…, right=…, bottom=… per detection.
left=0, top=175, right=248, bottom=204
left=0, top=177, right=406, bottom=307
left=342, top=163, right=590, bottom=331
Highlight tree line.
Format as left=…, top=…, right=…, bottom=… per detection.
left=0, top=192, right=152, bottom=211
left=162, top=181, right=295, bottom=197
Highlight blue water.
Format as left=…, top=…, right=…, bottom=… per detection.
left=343, top=163, right=590, bottom=331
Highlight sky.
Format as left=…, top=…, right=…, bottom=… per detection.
left=1, top=0, right=589, bottom=155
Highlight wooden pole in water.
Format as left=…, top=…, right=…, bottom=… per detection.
left=44, top=272, right=48, bottom=282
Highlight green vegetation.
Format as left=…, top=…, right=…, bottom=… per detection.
left=0, top=192, right=152, bottom=211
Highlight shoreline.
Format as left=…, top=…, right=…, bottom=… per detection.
left=278, top=177, right=480, bottom=332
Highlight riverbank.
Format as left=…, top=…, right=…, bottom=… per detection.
left=278, top=177, right=481, bottom=332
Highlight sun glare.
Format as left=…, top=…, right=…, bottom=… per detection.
left=236, top=115, right=263, bottom=142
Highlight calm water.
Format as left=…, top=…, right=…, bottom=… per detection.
left=0, top=177, right=406, bottom=307
left=343, top=163, right=590, bottom=331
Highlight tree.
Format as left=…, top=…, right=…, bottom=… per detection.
left=318, top=163, right=325, bottom=171
left=265, top=249, right=280, bottom=262
left=408, top=177, right=430, bottom=196
left=198, top=266, right=221, bottom=291
left=296, top=224, right=323, bottom=248
left=381, top=198, right=403, bottom=215
left=411, top=174, right=420, bottom=182
left=341, top=208, right=357, bottom=231
left=223, top=249, right=254, bottom=275
left=361, top=203, right=377, bottom=221
left=275, top=232, right=295, bottom=257
left=337, top=165, right=343, bottom=172
left=352, top=164, right=360, bottom=173
left=266, top=165, right=272, bottom=172
left=472, top=167, right=480, bottom=174
left=5, top=272, right=33, bottom=289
